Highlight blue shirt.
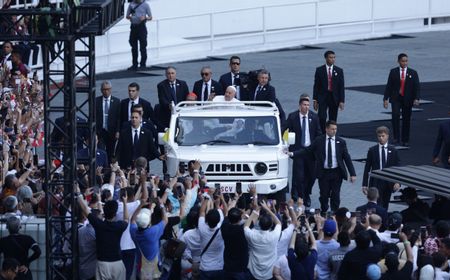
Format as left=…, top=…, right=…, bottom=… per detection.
left=130, top=221, right=165, bottom=260
left=316, top=239, right=340, bottom=280
left=287, top=248, right=317, bottom=280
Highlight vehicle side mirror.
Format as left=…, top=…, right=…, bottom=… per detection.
left=288, top=132, right=295, bottom=145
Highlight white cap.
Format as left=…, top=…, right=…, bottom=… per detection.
left=136, top=208, right=152, bottom=229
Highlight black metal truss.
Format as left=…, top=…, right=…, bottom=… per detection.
left=0, top=0, right=124, bottom=278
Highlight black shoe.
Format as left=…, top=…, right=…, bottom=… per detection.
left=127, top=65, right=137, bottom=71
left=139, top=65, right=147, bottom=70
left=304, top=197, right=311, bottom=208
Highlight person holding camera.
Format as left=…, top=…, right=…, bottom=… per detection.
left=126, top=0, right=152, bottom=71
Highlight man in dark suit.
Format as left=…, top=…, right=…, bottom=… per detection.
left=356, top=188, right=388, bottom=229
left=51, top=115, right=89, bottom=150
left=96, top=81, right=121, bottom=161
left=121, top=103, right=158, bottom=148
left=157, top=66, right=189, bottom=129
left=313, top=50, right=345, bottom=132
left=432, top=119, right=450, bottom=169
left=219, top=56, right=248, bottom=101
left=116, top=111, right=164, bottom=169
left=362, top=126, right=401, bottom=210
left=383, top=53, right=420, bottom=146
left=120, top=82, right=154, bottom=125
left=295, top=120, right=356, bottom=212
left=284, top=94, right=322, bottom=206
left=192, top=66, right=223, bottom=101
left=249, top=69, right=276, bottom=103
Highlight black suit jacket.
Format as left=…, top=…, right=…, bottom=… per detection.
left=219, top=72, right=250, bottom=101
left=362, top=144, right=400, bottom=187
left=249, top=83, right=276, bottom=103
left=305, top=135, right=356, bottom=180
left=433, top=120, right=450, bottom=162
left=95, top=95, right=121, bottom=134
left=119, top=97, right=154, bottom=125
left=116, top=126, right=160, bottom=169
left=283, top=110, right=322, bottom=156
left=51, top=116, right=89, bottom=150
left=157, top=79, right=189, bottom=128
left=356, top=201, right=388, bottom=226
left=383, top=67, right=420, bottom=106
left=313, top=65, right=345, bottom=105
left=192, top=79, right=223, bottom=101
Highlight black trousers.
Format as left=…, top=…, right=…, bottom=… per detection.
left=318, top=92, right=338, bottom=132
left=318, top=168, right=343, bottom=212
left=129, top=23, right=148, bottom=67
left=371, top=179, right=392, bottom=211
left=98, top=128, right=116, bottom=162
left=291, top=154, right=316, bottom=201
left=391, top=97, right=412, bottom=143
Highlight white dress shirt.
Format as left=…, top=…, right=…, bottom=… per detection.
left=201, top=80, right=211, bottom=101
left=231, top=72, right=240, bottom=100
left=128, top=97, right=140, bottom=120
left=299, top=112, right=311, bottom=147
left=131, top=125, right=141, bottom=144
left=399, top=67, right=408, bottom=79
left=103, top=96, right=110, bottom=130
left=324, top=136, right=338, bottom=169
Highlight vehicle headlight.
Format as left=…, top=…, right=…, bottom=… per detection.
left=254, top=162, right=268, bottom=175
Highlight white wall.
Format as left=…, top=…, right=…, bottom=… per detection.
left=59, top=0, right=450, bottom=73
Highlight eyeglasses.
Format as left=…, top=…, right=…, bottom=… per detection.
left=201, top=72, right=210, bottom=76
left=102, top=88, right=112, bottom=91
left=231, top=62, right=240, bottom=65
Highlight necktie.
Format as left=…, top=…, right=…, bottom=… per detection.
left=104, top=99, right=109, bottom=130
left=130, top=101, right=135, bottom=120
left=381, top=146, right=386, bottom=169
left=301, top=116, right=306, bottom=147
left=400, top=68, right=405, bottom=97
left=327, top=137, right=332, bottom=168
left=133, top=129, right=139, bottom=146
left=170, top=83, right=177, bottom=103
left=203, top=82, right=208, bottom=101
left=133, top=129, right=139, bottom=159
left=327, top=67, right=333, bottom=92
left=254, top=86, right=261, bottom=101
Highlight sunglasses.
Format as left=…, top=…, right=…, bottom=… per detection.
left=231, top=62, right=240, bottom=65
left=201, top=72, right=210, bottom=76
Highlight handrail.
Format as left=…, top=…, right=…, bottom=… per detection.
left=174, top=101, right=278, bottom=112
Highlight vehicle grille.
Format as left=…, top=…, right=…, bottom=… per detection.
left=205, top=163, right=252, bottom=176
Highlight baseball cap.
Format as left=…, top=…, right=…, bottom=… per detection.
left=136, top=208, right=152, bottom=229
left=323, top=219, right=337, bottom=236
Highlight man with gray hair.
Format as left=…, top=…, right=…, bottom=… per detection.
left=0, top=216, right=41, bottom=279
left=193, top=66, right=223, bottom=101
left=126, top=0, right=152, bottom=70
left=96, top=81, right=121, bottom=161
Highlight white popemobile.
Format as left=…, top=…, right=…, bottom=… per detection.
left=159, top=101, right=295, bottom=196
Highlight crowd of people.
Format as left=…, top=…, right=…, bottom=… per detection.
left=0, top=37, right=450, bottom=280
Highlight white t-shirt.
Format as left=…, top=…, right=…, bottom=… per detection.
left=277, top=224, right=295, bottom=258
left=274, top=255, right=291, bottom=280
left=198, top=210, right=224, bottom=271
left=245, top=224, right=282, bottom=280
left=117, top=200, right=140, bottom=250
left=180, top=228, right=202, bottom=263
